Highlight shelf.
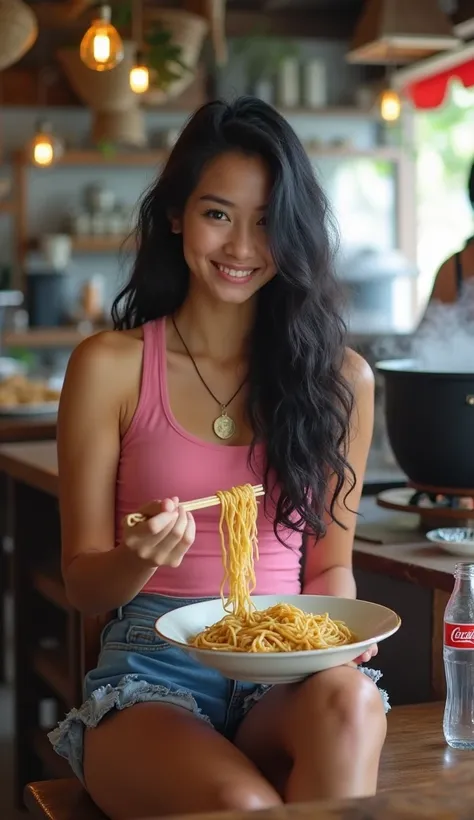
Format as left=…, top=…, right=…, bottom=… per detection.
left=31, top=728, right=72, bottom=779
left=32, top=569, right=69, bottom=611
left=0, top=200, right=14, bottom=213
left=32, top=647, right=72, bottom=706
left=3, top=325, right=107, bottom=348
left=306, top=146, right=402, bottom=160
left=14, top=142, right=398, bottom=171
left=16, top=149, right=168, bottom=167
left=71, top=235, right=130, bottom=253
left=280, top=105, right=379, bottom=119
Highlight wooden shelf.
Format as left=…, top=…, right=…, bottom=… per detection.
left=71, top=235, right=130, bottom=253
left=31, top=728, right=72, bottom=779
left=32, top=569, right=69, bottom=611
left=281, top=105, right=379, bottom=119
left=32, top=647, right=72, bottom=706
left=0, top=200, right=14, bottom=214
left=306, top=146, right=402, bottom=160
left=3, top=325, right=107, bottom=349
left=27, top=234, right=133, bottom=254
left=16, top=149, right=168, bottom=167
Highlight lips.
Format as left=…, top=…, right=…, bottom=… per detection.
left=212, top=262, right=258, bottom=281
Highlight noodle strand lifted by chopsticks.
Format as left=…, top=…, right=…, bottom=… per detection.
left=190, top=484, right=357, bottom=653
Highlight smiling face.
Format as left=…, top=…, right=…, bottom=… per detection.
left=173, top=151, right=277, bottom=305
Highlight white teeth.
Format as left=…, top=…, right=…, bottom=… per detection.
left=217, top=264, right=254, bottom=278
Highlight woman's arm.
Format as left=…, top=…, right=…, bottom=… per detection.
left=302, top=349, right=375, bottom=599
left=58, top=332, right=162, bottom=615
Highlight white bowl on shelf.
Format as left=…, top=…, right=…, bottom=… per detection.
left=155, top=594, right=401, bottom=685
left=426, top=528, right=474, bottom=557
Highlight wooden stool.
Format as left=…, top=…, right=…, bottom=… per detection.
left=25, top=701, right=449, bottom=819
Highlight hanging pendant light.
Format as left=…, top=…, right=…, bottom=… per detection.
left=130, top=50, right=150, bottom=94
left=129, top=1, right=149, bottom=94
left=31, top=120, right=60, bottom=167
left=80, top=4, right=124, bottom=72
left=380, top=88, right=402, bottom=121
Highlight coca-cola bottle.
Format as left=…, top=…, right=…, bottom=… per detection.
left=443, top=561, right=474, bottom=749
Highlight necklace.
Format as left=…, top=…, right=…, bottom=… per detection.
left=172, top=317, right=246, bottom=440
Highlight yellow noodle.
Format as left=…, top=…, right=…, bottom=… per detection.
left=190, top=484, right=358, bottom=653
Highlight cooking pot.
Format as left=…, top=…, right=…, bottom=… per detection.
left=376, top=359, right=474, bottom=489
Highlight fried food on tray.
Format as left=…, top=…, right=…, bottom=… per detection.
left=0, top=375, right=61, bottom=407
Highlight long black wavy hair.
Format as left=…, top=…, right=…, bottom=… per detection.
left=468, top=160, right=474, bottom=209
left=112, top=96, right=355, bottom=541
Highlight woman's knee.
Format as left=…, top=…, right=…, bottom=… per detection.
left=213, top=780, right=282, bottom=811
left=302, top=667, right=387, bottom=736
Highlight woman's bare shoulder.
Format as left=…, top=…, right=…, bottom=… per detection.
left=342, top=347, right=374, bottom=392
left=64, top=328, right=144, bottom=399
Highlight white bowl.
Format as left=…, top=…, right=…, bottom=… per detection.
left=155, top=594, right=401, bottom=685
left=426, top=528, right=474, bottom=557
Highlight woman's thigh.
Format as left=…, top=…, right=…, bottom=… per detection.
left=84, top=701, right=282, bottom=820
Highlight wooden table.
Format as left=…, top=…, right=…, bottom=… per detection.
left=0, top=418, right=56, bottom=682
left=22, top=706, right=474, bottom=819
left=0, top=441, right=459, bottom=806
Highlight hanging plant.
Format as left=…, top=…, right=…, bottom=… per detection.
left=111, top=2, right=190, bottom=92
left=145, top=25, right=191, bottom=91
left=233, top=30, right=300, bottom=86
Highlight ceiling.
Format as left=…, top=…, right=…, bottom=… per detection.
left=23, top=0, right=365, bottom=39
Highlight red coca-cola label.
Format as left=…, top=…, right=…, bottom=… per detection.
left=444, top=623, right=474, bottom=649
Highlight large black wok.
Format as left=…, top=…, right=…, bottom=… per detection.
left=376, top=359, right=474, bottom=489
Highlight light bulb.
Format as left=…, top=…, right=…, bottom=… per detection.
left=130, top=52, right=149, bottom=94
left=380, top=89, right=401, bottom=123
left=80, top=4, right=124, bottom=72
left=33, top=137, right=54, bottom=166
left=32, top=121, right=55, bottom=167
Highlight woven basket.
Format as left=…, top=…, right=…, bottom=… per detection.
left=57, top=42, right=147, bottom=147
left=143, top=8, right=209, bottom=105
left=0, top=0, right=38, bottom=71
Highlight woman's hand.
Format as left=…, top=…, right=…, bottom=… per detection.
left=352, top=643, right=378, bottom=665
left=120, top=497, right=196, bottom=569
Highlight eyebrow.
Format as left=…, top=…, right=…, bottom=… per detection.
left=199, top=194, right=267, bottom=211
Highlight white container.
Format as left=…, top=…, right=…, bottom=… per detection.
left=277, top=58, right=300, bottom=108
left=39, top=234, right=72, bottom=271
left=302, top=59, right=327, bottom=109
left=254, top=78, right=274, bottom=105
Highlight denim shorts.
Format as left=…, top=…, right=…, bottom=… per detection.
left=48, top=592, right=390, bottom=785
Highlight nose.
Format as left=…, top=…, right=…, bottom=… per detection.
left=223, top=222, right=256, bottom=261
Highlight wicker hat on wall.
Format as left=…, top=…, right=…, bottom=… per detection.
left=0, top=0, right=38, bottom=71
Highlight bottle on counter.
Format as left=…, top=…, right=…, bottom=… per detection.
left=443, top=561, right=474, bottom=749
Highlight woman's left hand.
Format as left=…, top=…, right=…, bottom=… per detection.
left=352, top=643, right=378, bottom=665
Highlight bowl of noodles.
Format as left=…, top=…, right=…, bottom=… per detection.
left=153, top=484, right=401, bottom=684
left=156, top=594, right=400, bottom=684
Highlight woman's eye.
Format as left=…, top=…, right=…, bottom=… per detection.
left=257, top=216, right=267, bottom=227
left=204, top=209, right=229, bottom=221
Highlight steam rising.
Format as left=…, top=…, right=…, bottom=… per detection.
left=375, top=280, right=474, bottom=374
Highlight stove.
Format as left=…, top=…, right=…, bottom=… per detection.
left=377, top=484, right=474, bottom=529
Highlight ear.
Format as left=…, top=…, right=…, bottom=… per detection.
left=168, top=212, right=182, bottom=235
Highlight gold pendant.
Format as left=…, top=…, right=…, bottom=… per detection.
left=213, top=410, right=236, bottom=440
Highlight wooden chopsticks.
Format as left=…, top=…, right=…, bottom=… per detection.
left=126, top=484, right=264, bottom=528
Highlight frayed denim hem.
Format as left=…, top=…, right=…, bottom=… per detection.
left=47, top=674, right=213, bottom=785
left=360, top=667, right=391, bottom=713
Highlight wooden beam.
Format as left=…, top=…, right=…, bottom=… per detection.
left=226, top=8, right=359, bottom=38
left=264, top=0, right=292, bottom=9
left=1, top=67, right=79, bottom=107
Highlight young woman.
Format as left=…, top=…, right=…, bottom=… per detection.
left=428, top=160, right=474, bottom=304
left=49, top=97, right=388, bottom=820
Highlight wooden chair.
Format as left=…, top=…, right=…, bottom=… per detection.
left=25, top=701, right=452, bottom=819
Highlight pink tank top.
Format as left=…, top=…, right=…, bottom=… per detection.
left=116, top=318, right=302, bottom=598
